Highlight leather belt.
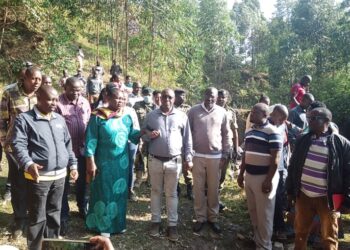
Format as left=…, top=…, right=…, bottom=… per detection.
left=151, top=154, right=180, bottom=162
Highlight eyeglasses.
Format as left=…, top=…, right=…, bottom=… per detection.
left=306, top=116, right=326, bottom=122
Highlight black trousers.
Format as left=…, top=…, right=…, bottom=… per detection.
left=26, top=177, right=65, bottom=250
left=7, top=152, right=28, bottom=226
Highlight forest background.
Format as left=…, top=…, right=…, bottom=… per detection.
left=1, top=0, right=350, bottom=127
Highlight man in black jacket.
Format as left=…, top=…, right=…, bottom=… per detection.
left=12, top=85, right=78, bottom=250
left=286, top=107, right=350, bottom=250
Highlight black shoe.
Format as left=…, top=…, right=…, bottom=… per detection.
left=11, top=222, right=24, bottom=240
left=208, top=221, right=221, bottom=234
left=193, top=221, right=205, bottom=233
left=219, top=202, right=226, bottom=213
left=60, top=220, right=68, bottom=236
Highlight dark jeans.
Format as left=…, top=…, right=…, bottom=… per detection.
left=75, top=156, right=88, bottom=212
left=128, top=143, right=138, bottom=190
left=26, top=177, right=65, bottom=250
left=60, top=175, right=70, bottom=222
left=274, top=170, right=287, bottom=231
left=7, top=152, right=28, bottom=226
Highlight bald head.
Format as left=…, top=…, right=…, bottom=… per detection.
left=250, top=103, right=269, bottom=125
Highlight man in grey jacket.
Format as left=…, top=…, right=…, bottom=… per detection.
left=12, top=85, right=78, bottom=250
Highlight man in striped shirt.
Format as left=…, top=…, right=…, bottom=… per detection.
left=286, top=107, right=350, bottom=250
left=238, top=103, right=282, bottom=250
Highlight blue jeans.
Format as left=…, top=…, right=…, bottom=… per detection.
left=128, top=143, right=138, bottom=190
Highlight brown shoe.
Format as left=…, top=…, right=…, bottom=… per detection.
left=149, top=223, right=161, bottom=237
left=167, top=226, right=179, bottom=241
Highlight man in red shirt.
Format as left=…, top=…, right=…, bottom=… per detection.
left=290, top=75, right=312, bottom=109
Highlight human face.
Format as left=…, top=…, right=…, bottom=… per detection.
left=23, top=70, right=42, bottom=94
left=42, top=76, right=52, bottom=86
left=153, top=93, right=162, bottom=107
left=107, top=91, right=126, bottom=111
left=307, top=110, right=329, bottom=135
left=65, top=81, right=81, bottom=101
left=37, top=89, right=59, bottom=114
left=217, top=92, right=228, bottom=107
left=133, top=83, right=142, bottom=96
left=270, top=110, right=283, bottom=126
left=300, top=97, right=313, bottom=110
left=175, top=93, right=186, bottom=106
left=250, top=105, right=266, bottom=125
left=161, top=90, right=175, bottom=111
left=204, top=89, right=218, bottom=110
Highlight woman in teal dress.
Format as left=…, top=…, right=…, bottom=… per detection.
left=85, top=84, right=140, bottom=236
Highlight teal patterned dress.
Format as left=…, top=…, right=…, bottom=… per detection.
left=85, top=108, right=140, bottom=234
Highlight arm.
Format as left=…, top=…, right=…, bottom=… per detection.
left=261, top=149, right=280, bottom=193
left=182, top=115, right=193, bottom=167
left=237, top=152, right=246, bottom=188
left=221, top=113, right=233, bottom=157
left=63, top=120, right=78, bottom=180
left=0, top=91, right=10, bottom=145
left=85, top=115, right=99, bottom=178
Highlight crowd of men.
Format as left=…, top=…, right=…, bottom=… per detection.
left=0, top=59, right=349, bottom=250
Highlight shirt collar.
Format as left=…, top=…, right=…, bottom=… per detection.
left=201, top=102, right=216, bottom=112
left=252, top=120, right=269, bottom=129
left=33, top=106, right=56, bottom=120
left=62, top=93, right=81, bottom=105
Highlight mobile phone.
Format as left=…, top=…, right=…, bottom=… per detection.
left=41, top=238, right=96, bottom=250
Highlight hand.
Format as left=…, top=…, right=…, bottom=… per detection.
left=237, top=173, right=244, bottom=189
left=86, top=161, right=97, bottom=179
left=262, top=178, right=272, bottom=193
left=70, top=169, right=79, bottom=182
left=28, top=163, right=43, bottom=183
left=90, top=236, right=114, bottom=250
left=149, top=130, right=160, bottom=139
left=184, top=161, right=193, bottom=171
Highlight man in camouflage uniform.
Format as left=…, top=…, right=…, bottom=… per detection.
left=133, top=87, right=157, bottom=187
left=0, top=67, right=42, bottom=238
left=217, top=89, right=239, bottom=210
left=174, top=89, right=192, bottom=199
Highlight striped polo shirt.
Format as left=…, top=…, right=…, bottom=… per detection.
left=301, top=134, right=329, bottom=197
left=244, top=121, right=282, bottom=175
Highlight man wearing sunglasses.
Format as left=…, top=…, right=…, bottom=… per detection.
left=286, top=107, right=350, bottom=250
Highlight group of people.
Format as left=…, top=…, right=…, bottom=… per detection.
left=0, top=62, right=349, bottom=250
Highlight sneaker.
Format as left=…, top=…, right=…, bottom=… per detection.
left=128, top=190, right=138, bottom=202
left=3, top=190, right=11, bottom=201
left=166, top=226, right=179, bottom=241
left=193, top=221, right=205, bottom=234
left=149, top=223, right=161, bottom=237
left=208, top=221, right=221, bottom=234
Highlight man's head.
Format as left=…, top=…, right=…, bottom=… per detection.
left=96, top=60, right=101, bottom=66
left=36, top=85, right=59, bottom=114
left=142, top=87, right=153, bottom=104
left=110, top=73, right=120, bottom=83
left=105, top=83, right=126, bottom=111
left=300, top=93, right=315, bottom=109
left=203, top=87, right=218, bottom=110
left=300, top=75, right=312, bottom=87
left=259, top=94, right=270, bottom=106
left=270, top=104, right=288, bottom=126
left=174, top=89, right=186, bottom=106
left=63, top=69, right=68, bottom=77
left=112, top=59, right=116, bottom=64
left=308, top=107, right=332, bottom=135
left=153, top=90, right=162, bottom=107
left=23, top=67, right=42, bottom=94
left=217, top=89, right=230, bottom=107
left=250, top=103, right=269, bottom=125
left=42, top=75, right=52, bottom=86
left=160, top=88, right=175, bottom=112
left=126, top=75, right=132, bottom=83
left=64, top=77, right=82, bottom=101
left=132, top=82, right=142, bottom=96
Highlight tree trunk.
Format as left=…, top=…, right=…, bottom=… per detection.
left=124, top=0, right=129, bottom=75
left=148, top=7, right=155, bottom=86
left=96, top=0, right=100, bottom=60
left=0, top=3, right=9, bottom=51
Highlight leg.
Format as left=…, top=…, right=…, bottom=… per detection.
left=192, top=157, right=207, bottom=223
left=294, top=192, right=316, bottom=250
left=26, top=179, right=51, bottom=250
left=45, top=177, right=65, bottom=239
left=316, top=196, right=339, bottom=250
left=128, top=143, right=138, bottom=191
left=273, top=170, right=287, bottom=232
left=60, top=175, right=70, bottom=223
left=148, top=156, right=164, bottom=223
left=206, top=158, right=221, bottom=223
left=164, top=156, right=182, bottom=226
left=7, top=153, right=27, bottom=230
left=76, top=156, right=88, bottom=215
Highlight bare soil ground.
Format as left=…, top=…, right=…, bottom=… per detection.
left=0, top=159, right=349, bottom=250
